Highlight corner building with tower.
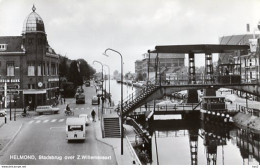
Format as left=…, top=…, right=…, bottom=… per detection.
left=0, top=5, right=59, bottom=109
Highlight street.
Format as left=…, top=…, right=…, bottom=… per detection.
left=0, top=83, right=117, bottom=165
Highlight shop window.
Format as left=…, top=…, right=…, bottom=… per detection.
left=7, top=62, right=14, bottom=76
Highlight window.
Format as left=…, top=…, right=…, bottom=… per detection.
left=51, top=63, right=55, bottom=75
left=28, top=62, right=35, bottom=76
left=47, top=63, right=49, bottom=75
left=38, top=63, right=42, bottom=76
left=7, top=62, right=14, bottom=76
left=42, top=63, right=45, bottom=76
left=68, top=125, right=83, bottom=131
left=0, top=44, right=7, bottom=51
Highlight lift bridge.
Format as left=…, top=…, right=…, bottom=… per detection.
left=102, top=44, right=260, bottom=138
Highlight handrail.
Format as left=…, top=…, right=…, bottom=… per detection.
left=126, top=136, right=142, bottom=165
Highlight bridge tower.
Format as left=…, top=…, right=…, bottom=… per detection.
left=187, top=53, right=199, bottom=103
left=205, top=53, right=214, bottom=83
left=189, top=129, right=198, bottom=165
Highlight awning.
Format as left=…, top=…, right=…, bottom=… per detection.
left=23, top=89, right=46, bottom=94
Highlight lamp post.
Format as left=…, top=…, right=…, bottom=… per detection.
left=93, top=61, right=104, bottom=122
left=104, top=48, right=124, bottom=155
left=103, top=64, right=111, bottom=106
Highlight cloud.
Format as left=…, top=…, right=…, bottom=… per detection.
left=0, top=0, right=260, bottom=73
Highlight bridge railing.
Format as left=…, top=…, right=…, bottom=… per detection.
left=131, top=103, right=201, bottom=113
left=158, top=74, right=248, bottom=86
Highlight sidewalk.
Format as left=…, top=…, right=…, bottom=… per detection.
left=0, top=118, right=24, bottom=154
left=94, top=115, right=139, bottom=165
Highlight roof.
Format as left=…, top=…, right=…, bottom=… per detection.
left=0, top=36, right=23, bottom=52
left=219, top=34, right=257, bottom=45
left=66, top=118, right=85, bottom=125
left=149, top=44, right=249, bottom=54
left=22, top=5, right=45, bottom=34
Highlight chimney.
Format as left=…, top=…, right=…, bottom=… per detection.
left=246, top=23, right=250, bottom=33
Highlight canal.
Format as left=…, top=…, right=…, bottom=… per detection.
left=108, top=79, right=260, bottom=165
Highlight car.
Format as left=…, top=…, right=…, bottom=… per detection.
left=79, top=114, right=90, bottom=126
left=75, top=93, right=85, bottom=104
left=35, top=105, right=60, bottom=115
left=76, top=87, right=84, bottom=94
left=92, top=96, right=99, bottom=105
left=156, top=100, right=178, bottom=109
left=85, top=81, right=90, bottom=87
left=0, top=110, right=7, bottom=117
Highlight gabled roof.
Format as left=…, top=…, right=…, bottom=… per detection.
left=0, top=36, right=23, bottom=52
left=219, top=34, right=256, bottom=45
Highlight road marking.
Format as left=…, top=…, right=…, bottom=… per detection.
left=43, top=120, right=49, bottom=123
left=75, top=108, right=79, bottom=110
left=28, top=120, right=34, bottom=124
left=34, top=116, right=44, bottom=120
left=35, top=120, right=41, bottom=123
left=51, top=119, right=57, bottom=122
left=81, top=108, right=84, bottom=110
left=50, top=126, right=64, bottom=130
left=58, top=119, right=64, bottom=122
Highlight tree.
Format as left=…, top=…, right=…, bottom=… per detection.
left=67, top=61, right=83, bottom=86
left=136, top=73, right=144, bottom=81
left=59, top=56, right=69, bottom=77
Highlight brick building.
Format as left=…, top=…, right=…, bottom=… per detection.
left=0, top=5, right=59, bottom=109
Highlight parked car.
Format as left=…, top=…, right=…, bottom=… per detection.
left=0, top=110, right=7, bottom=117
left=36, top=105, right=60, bottom=115
left=79, top=114, right=90, bottom=126
left=156, top=100, right=178, bottom=109
left=92, top=96, right=99, bottom=105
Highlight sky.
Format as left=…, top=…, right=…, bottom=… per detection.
left=0, top=0, right=260, bottom=74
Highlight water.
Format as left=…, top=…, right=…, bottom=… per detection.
left=106, top=79, right=137, bottom=105
left=148, top=120, right=260, bottom=165
left=109, top=80, right=260, bottom=165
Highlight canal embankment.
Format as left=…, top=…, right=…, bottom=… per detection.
left=227, top=93, right=260, bottom=132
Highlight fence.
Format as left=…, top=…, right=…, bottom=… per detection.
left=126, top=136, right=142, bottom=165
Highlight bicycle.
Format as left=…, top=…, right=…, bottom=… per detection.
left=20, top=113, right=31, bottom=118
left=64, top=110, right=74, bottom=116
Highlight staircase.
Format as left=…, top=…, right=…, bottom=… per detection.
left=121, top=83, right=160, bottom=117
left=103, top=115, right=121, bottom=138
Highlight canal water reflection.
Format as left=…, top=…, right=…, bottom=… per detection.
left=109, top=79, right=260, bottom=165
left=148, top=119, right=260, bottom=165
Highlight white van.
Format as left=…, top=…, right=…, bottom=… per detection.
left=66, top=118, right=86, bottom=142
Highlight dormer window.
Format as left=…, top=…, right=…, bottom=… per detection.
left=0, top=44, right=7, bottom=51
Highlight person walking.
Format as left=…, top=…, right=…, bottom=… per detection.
left=91, top=109, right=96, bottom=122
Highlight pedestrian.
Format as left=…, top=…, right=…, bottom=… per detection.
left=91, top=109, right=96, bottom=122
left=64, top=97, right=66, bottom=104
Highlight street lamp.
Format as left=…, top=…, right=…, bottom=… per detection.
left=93, top=61, right=104, bottom=123
left=103, top=48, right=124, bottom=155
left=7, top=66, right=20, bottom=121
left=103, top=64, right=111, bottom=106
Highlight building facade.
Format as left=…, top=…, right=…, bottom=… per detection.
left=135, top=53, right=185, bottom=81
left=219, top=34, right=260, bottom=83
left=0, top=5, right=59, bottom=109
